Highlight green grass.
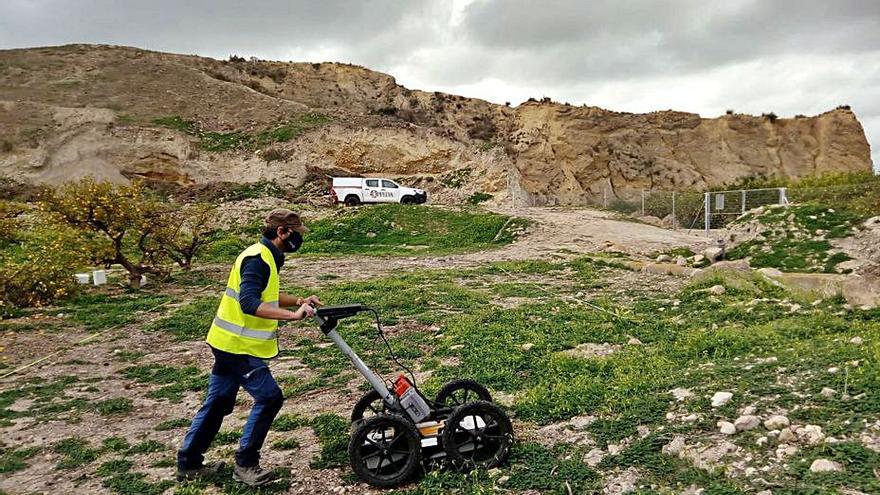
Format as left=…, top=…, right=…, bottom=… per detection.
left=298, top=204, right=527, bottom=256
left=309, top=413, right=348, bottom=469
left=727, top=204, right=859, bottom=273
left=147, top=297, right=217, bottom=340
left=120, top=364, right=207, bottom=402
left=154, top=418, right=191, bottom=431
left=63, top=293, right=173, bottom=330
left=271, top=437, right=300, bottom=450
left=53, top=437, right=101, bottom=469
left=0, top=446, right=40, bottom=473
left=153, top=113, right=329, bottom=152
left=95, top=398, right=133, bottom=416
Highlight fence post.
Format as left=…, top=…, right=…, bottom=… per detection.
left=779, top=187, right=788, bottom=205
left=641, top=190, right=646, bottom=216
left=671, top=191, right=676, bottom=230
left=704, top=192, right=711, bottom=236
left=741, top=189, right=746, bottom=214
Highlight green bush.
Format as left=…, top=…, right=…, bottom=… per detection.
left=467, top=192, right=493, bottom=205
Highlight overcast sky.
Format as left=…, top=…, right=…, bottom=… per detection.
left=2, top=0, right=878, bottom=169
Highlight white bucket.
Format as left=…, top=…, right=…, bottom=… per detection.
left=75, top=273, right=90, bottom=284
left=93, top=270, right=107, bottom=286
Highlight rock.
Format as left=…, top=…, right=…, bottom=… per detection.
left=850, top=336, right=864, bottom=345
left=776, top=444, right=799, bottom=458
left=741, top=406, right=757, bottom=416
left=810, top=459, right=843, bottom=473
left=764, top=415, right=790, bottom=430
left=656, top=254, right=671, bottom=263
left=366, top=231, right=377, bottom=238
left=626, top=336, right=642, bottom=345
left=562, top=342, right=621, bottom=360
left=583, top=447, right=605, bottom=467
left=703, top=246, right=724, bottom=262
left=711, top=391, right=733, bottom=407
left=602, top=466, right=639, bottom=495
left=670, top=387, right=693, bottom=401
left=756, top=436, right=768, bottom=447
left=734, top=415, right=761, bottom=431
left=692, top=254, right=706, bottom=264
left=757, top=267, right=783, bottom=278
left=719, top=421, right=737, bottom=435
left=820, top=387, right=836, bottom=398
left=449, top=344, right=464, bottom=350
left=707, top=284, right=726, bottom=295
left=828, top=367, right=840, bottom=374
left=675, top=256, right=687, bottom=266
left=702, top=259, right=752, bottom=273
left=496, top=475, right=510, bottom=486
left=569, top=415, right=595, bottom=429
left=796, top=424, right=826, bottom=445
left=521, top=343, right=534, bottom=351
left=778, top=428, right=797, bottom=443
left=663, top=436, right=686, bottom=456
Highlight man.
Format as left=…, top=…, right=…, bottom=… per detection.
left=177, top=208, right=322, bottom=487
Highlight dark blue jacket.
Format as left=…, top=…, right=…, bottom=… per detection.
left=238, top=237, right=285, bottom=316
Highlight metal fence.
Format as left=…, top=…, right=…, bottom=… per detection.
left=703, top=188, right=788, bottom=233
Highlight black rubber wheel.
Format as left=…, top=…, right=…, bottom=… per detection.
left=434, top=379, right=492, bottom=408
left=351, top=390, right=392, bottom=423
left=344, top=195, right=360, bottom=207
left=441, top=400, right=513, bottom=471
left=400, top=195, right=415, bottom=205
left=349, top=414, right=422, bottom=488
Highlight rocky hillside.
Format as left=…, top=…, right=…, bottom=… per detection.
left=0, top=44, right=873, bottom=205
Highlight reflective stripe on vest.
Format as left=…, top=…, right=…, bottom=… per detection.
left=212, top=316, right=277, bottom=340
left=206, top=242, right=281, bottom=359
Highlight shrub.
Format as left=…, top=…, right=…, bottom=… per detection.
left=467, top=115, right=497, bottom=141
left=41, top=178, right=171, bottom=288
left=160, top=203, right=219, bottom=270
left=725, top=109, right=734, bottom=115
left=762, top=112, right=778, bottom=122
left=0, top=200, right=27, bottom=245
left=0, top=224, right=90, bottom=312
left=467, top=192, right=493, bottom=205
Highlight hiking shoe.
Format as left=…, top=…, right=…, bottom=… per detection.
left=176, top=461, right=224, bottom=481
left=233, top=463, right=275, bottom=487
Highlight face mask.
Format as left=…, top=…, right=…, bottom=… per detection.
left=282, top=230, right=303, bottom=253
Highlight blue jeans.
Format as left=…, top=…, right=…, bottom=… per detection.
left=177, top=355, right=284, bottom=469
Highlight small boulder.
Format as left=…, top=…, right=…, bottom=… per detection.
left=656, top=254, right=671, bottom=263
left=796, top=424, right=826, bottom=445
left=703, top=246, right=724, bottom=262
left=820, top=387, right=836, bottom=398
left=670, top=387, right=693, bottom=401
left=707, top=285, right=726, bottom=295
left=711, top=391, right=733, bottom=407
left=850, top=336, right=864, bottom=345
left=809, top=459, right=843, bottom=473
left=521, top=343, right=535, bottom=351
left=764, top=415, right=790, bottom=430
left=718, top=421, right=736, bottom=435
left=778, top=428, right=796, bottom=443
left=734, top=415, right=761, bottom=432
left=627, top=336, right=643, bottom=345
left=662, top=436, right=686, bottom=456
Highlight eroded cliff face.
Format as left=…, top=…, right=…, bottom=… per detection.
left=0, top=44, right=872, bottom=205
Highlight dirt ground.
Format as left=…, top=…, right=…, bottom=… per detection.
left=0, top=207, right=701, bottom=495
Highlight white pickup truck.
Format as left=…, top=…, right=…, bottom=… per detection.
left=330, top=177, right=428, bottom=206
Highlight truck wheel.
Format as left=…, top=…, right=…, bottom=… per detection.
left=434, top=379, right=492, bottom=407
left=349, top=414, right=422, bottom=487
left=344, top=195, right=361, bottom=207
left=441, top=401, right=513, bottom=471
left=400, top=195, right=415, bottom=205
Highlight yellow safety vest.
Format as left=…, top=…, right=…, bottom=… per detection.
left=206, top=243, right=280, bottom=359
